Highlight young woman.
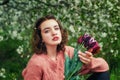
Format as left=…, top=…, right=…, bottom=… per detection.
left=22, top=15, right=109, bottom=80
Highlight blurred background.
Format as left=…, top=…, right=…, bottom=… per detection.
left=0, top=0, right=120, bottom=80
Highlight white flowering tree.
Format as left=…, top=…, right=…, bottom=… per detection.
left=0, top=0, right=120, bottom=80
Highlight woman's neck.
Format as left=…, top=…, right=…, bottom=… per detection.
left=46, top=45, right=58, bottom=60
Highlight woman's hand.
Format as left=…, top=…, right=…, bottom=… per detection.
left=78, top=51, right=93, bottom=65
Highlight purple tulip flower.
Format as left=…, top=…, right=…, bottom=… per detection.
left=77, top=34, right=100, bottom=54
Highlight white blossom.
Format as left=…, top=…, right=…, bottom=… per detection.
left=101, top=32, right=107, bottom=38
left=16, top=45, right=23, bottom=54
left=11, top=30, right=18, bottom=39
left=0, top=36, right=3, bottom=41
left=0, top=68, right=6, bottom=78
left=69, top=25, right=75, bottom=33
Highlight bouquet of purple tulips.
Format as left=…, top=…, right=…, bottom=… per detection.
left=64, top=34, right=100, bottom=80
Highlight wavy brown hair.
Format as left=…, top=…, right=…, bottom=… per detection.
left=31, top=15, right=68, bottom=54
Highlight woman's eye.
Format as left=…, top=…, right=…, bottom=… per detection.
left=44, top=30, right=49, bottom=33
left=55, top=27, right=60, bottom=30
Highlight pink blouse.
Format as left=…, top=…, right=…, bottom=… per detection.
left=22, top=46, right=109, bottom=80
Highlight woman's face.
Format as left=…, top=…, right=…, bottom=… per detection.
left=40, top=19, right=62, bottom=47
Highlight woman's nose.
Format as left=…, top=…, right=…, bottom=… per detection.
left=51, top=29, right=57, bottom=36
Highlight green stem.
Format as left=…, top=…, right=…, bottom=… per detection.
left=66, top=63, right=81, bottom=80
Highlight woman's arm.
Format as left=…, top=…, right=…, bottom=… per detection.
left=78, top=51, right=109, bottom=74
left=22, top=61, right=43, bottom=80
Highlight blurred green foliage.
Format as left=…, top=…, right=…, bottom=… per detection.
left=0, top=0, right=120, bottom=80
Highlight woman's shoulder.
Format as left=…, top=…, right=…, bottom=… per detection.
left=65, top=46, right=74, bottom=58
left=27, top=53, right=46, bottom=66
left=22, top=53, right=45, bottom=78
left=65, top=45, right=74, bottom=50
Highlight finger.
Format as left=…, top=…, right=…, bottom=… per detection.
left=78, top=51, right=86, bottom=57
left=85, top=51, right=93, bottom=57
left=78, top=55, right=91, bottom=64
left=88, top=48, right=93, bottom=52
left=78, top=52, right=91, bottom=61
left=78, top=51, right=82, bottom=55
left=78, top=51, right=92, bottom=56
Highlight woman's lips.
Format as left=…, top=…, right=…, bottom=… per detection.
left=52, top=36, right=59, bottom=41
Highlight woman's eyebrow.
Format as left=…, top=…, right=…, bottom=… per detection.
left=54, top=25, right=59, bottom=27
left=42, top=24, right=59, bottom=31
left=42, top=27, right=50, bottom=31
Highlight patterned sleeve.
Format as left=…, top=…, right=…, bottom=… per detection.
left=80, top=57, right=109, bottom=75
left=22, top=60, right=43, bottom=80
